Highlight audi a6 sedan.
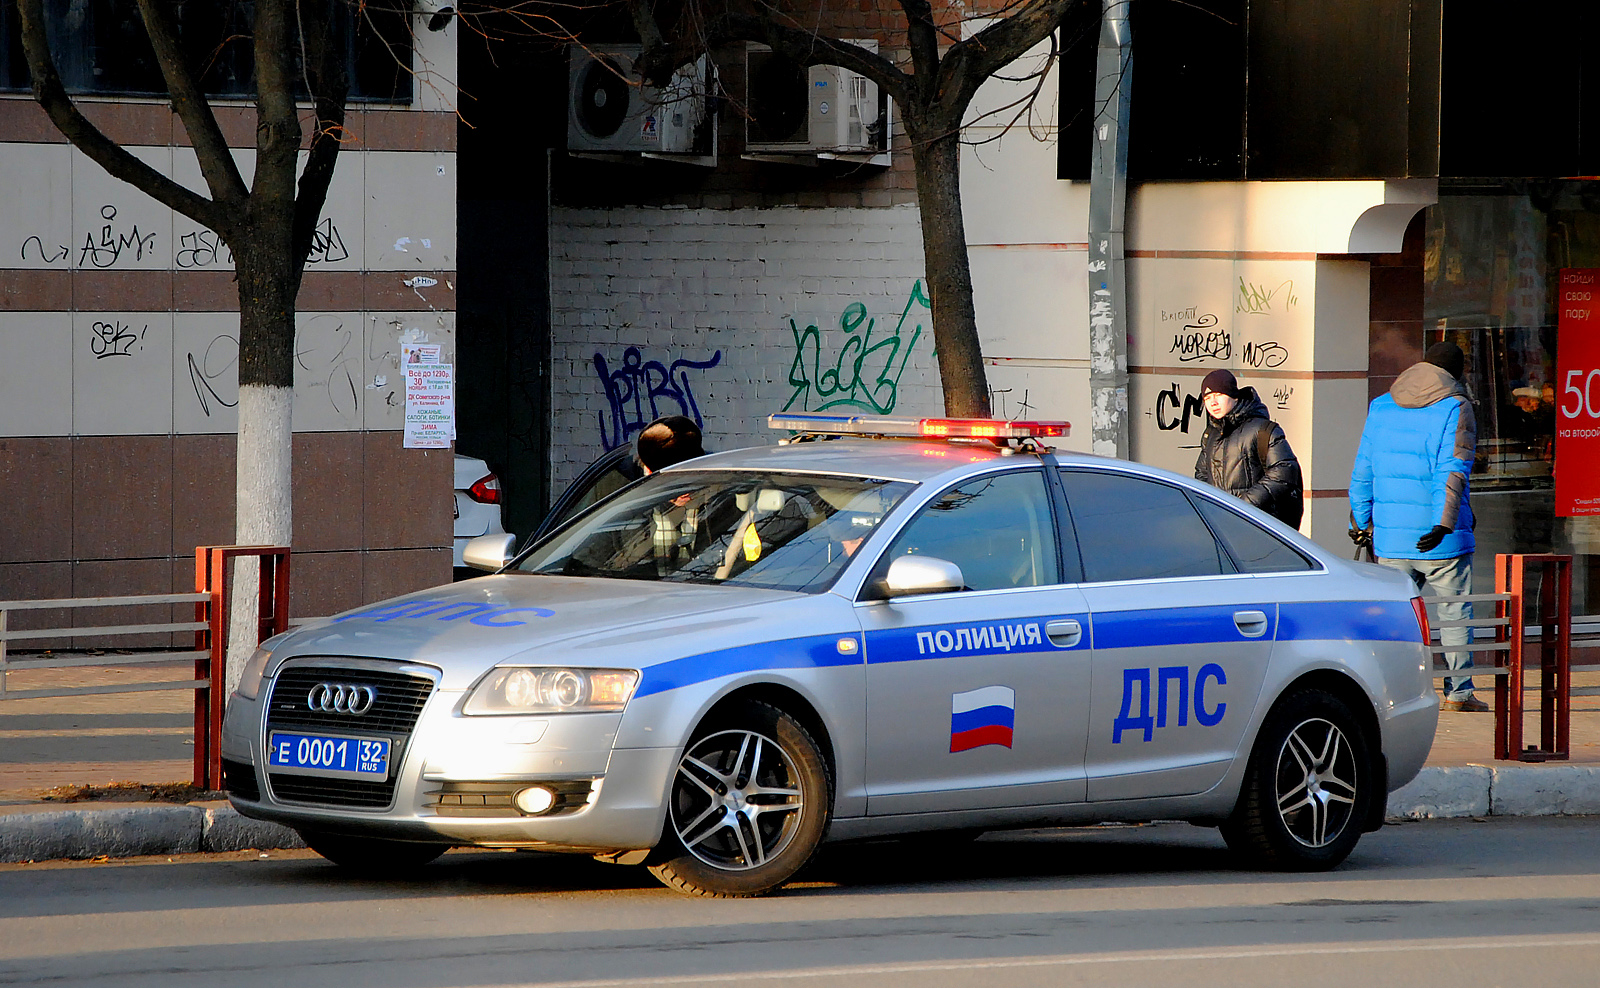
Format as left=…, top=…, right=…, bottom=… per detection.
left=222, top=414, right=1437, bottom=897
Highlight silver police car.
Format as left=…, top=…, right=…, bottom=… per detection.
left=223, top=413, right=1437, bottom=897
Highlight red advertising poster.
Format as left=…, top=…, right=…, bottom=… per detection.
left=1557, top=268, right=1600, bottom=516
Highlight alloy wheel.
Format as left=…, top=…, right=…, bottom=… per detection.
left=669, top=728, right=805, bottom=872
left=1274, top=716, right=1358, bottom=848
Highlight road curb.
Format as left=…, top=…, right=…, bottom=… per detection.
left=0, top=801, right=302, bottom=863
left=2, top=769, right=1597, bottom=863
left=1386, top=765, right=1600, bottom=820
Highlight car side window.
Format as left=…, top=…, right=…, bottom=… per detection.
left=1057, top=470, right=1226, bottom=582
left=551, top=465, right=635, bottom=531
left=876, top=470, right=1059, bottom=591
left=1191, top=494, right=1315, bottom=573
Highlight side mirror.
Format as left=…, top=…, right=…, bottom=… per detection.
left=882, top=555, right=965, bottom=598
left=462, top=533, right=517, bottom=573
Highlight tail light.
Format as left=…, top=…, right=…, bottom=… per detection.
left=466, top=473, right=501, bottom=505
left=1410, top=595, right=1431, bottom=644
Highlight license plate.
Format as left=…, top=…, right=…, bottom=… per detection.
left=268, top=732, right=390, bottom=781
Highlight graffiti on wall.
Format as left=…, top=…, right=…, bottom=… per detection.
left=1236, top=278, right=1299, bottom=315
left=89, top=319, right=148, bottom=359
left=594, top=347, right=724, bottom=451
left=1152, top=381, right=1206, bottom=435
left=782, top=280, right=931, bottom=414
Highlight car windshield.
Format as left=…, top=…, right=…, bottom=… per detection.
left=516, top=470, right=915, bottom=593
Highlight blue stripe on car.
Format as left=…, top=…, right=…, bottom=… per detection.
left=1090, top=604, right=1277, bottom=650
left=1278, top=600, right=1422, bottom=643
left=629, top=600, right=1415, bottom=699
left=634, top=634, right=860, bottom=698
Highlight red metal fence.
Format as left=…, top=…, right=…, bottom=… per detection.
left=193, top=545, right=291, bottom=789
left=1425, top=553, right=1576, bottom=762
left=0, top=545, right=289, bottom=791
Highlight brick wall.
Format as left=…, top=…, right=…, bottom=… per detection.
left=548, top=204, right=944, bottom=488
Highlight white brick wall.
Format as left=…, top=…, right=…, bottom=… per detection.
left=549, top=205, right=944, bottom=489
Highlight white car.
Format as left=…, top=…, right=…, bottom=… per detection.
left=453, top=455, right=504, bottom=577
left=227, top=415, right=1437, bottom=897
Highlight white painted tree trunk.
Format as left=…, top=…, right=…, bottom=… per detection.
left=226, top=384, right=294, bottom=696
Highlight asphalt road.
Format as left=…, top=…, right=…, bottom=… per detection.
left=2, top=817, right=1598, bottom=988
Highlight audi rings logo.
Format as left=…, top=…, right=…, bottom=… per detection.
left=307, top=683, right=378, bottom=715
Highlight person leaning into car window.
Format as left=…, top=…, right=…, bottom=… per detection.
left=635, top=416, right=709, bottom=573
left=635, top=415, right=706, bottom=474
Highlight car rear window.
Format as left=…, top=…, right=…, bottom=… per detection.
left=515, top=471, right=915, bottom=593
left=1057, top=470, right=1227, bottom=583
left=1191, top=494, right=1316, bottom=573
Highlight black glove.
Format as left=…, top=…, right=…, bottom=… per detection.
left=1348, top=527, right=1372, bottom=548
left=1415, top=525, right=1451, bottom=552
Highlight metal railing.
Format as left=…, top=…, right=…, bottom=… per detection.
left=0, top=594, right=210, bottom=699
left=1421, top=553, right=1574, bottom=762
left=0, top=545, right=290, bottom=789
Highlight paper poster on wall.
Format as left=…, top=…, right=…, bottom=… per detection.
left=402, top=342, right=442, bottom=365
left=404, top=362, right=454, bottom=449
left=1556, top=269, right=1600, bottom=516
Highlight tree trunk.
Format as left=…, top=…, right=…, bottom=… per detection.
left=226, top=246, right=297, bottom=692
left=908, top=123, right=991, bottom=417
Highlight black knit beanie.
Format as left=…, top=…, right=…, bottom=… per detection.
left=1200, top=368, right=1239, bottom=398
left=1424, top=341, right=1465, bottom=380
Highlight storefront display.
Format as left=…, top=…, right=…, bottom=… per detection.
left=1424, top=191, right=1600, bottom=613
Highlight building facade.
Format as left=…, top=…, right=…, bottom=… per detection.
left=0, top=6, right=459, bottom=633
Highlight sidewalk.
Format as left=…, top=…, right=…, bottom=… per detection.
left=2, top=662, right=1599, bottom=862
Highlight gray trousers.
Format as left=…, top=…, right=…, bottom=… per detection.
left=1378, top=554, right=1474, bottom=700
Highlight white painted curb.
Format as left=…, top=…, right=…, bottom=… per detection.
left=3, top=772, right=1598, bottom=864
left=1386, top=765, right=1600, bottom=821
left=193, top=801, right=306, bottom=853
left=0, top=801, right=303, bottom=863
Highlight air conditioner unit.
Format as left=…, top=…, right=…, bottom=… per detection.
left=567, top=46, right=713, bottom=155
left=744, top=42, right=887, bottom=155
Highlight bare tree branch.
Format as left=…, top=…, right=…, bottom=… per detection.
left=899, top=0, right=941, bottom=106
left=252, top=0, right=302, bottom=210
left=630, top=1, right=914, bottom=106
left=938, top=0, right=1079, bottom=119
left=292, top=0, right=351, bottom=272
left=15, top=0, right=233, bottom=236
left=135, top=0, right=249, bottom=210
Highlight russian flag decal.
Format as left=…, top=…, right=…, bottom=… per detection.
left=950, top=686, right=1016, bottom=753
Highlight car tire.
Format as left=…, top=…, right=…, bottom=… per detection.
left=1220, top=688, right=1374, bottom=871
left=648, top=701, right=832, bottom=897
left=299, top=831, right=448, bottom=875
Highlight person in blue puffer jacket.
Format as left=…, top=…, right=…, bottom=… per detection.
left=1349, top=341, right=1481, bottom=711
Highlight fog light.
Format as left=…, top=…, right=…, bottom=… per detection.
left=514, top=786, right=556, bottom=815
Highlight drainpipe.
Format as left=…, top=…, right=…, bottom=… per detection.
left=1088, top=0, right=1132, bottom=459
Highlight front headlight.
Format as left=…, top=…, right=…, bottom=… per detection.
left=235, top=644, right=274, bottom=701
left=463, top=667, right=640, bottom=715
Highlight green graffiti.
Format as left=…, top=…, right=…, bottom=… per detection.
left=783, top=281, right=931, bottom=414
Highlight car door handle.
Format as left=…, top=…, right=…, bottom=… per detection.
left=1045, top=618, right=1083, bottom=648
left=1233, top=610, right=1269, bottom=638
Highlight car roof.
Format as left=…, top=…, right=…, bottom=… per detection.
left=660, top=437, right=1128, bottom=485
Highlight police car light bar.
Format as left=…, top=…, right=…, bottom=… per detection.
left=767, top=413, right=1069, bottom=440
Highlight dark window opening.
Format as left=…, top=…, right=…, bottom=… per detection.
left=0, top=0, right=412, bottom=103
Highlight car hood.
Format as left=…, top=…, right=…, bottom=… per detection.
left=272, top=575, right=809, bottom=689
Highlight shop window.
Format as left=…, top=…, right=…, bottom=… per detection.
left=0, top=0, right=412, bottom=103
left=1425, top=189, right=1600, bottom=614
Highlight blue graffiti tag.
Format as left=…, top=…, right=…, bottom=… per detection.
left=594, top=347, right=723, bottom=452
left=783, top=281, right=930, bottom=414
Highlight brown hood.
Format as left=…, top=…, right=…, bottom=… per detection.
left=1390, top=361, right=1467, bottom=409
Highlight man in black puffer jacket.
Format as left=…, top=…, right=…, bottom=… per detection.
left=1193, top=369, right=1304, bottom=528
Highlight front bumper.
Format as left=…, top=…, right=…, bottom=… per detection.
left=223, top=684, right=677, bottom=853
